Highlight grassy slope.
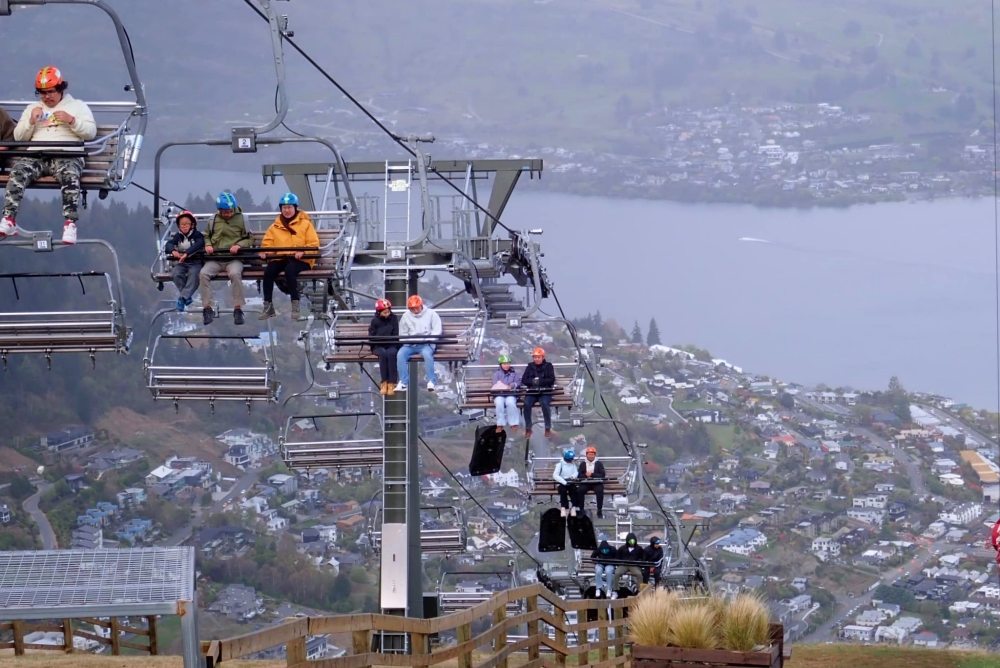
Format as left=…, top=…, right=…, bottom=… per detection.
left=0, top=645, right=994, bottom=667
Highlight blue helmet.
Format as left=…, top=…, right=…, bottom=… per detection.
left=598, top=532, right=608, bottom=542
left=563, top=449, right=575, bottom=461
left=279, top=192, right=299, bottom=207
left=215, top=192, right=237, bottom=210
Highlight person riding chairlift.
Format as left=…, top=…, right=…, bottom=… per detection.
left=258, top=192, right=319, bottom=321
left=1, top=66, right=97, bottom=244
left=492, top=354, right=521, bottom=434
left=164, top=211, right=205, bottom=312
left=369, top=298, right=399, bottom=396
left=578, top=445, right=607, bottom=518
left=200, top=191, right=253, bottom=326
left=552, top=448, right=582, bottom=518
left=395, top=295, right=442, bottom=393
left=522, top=346, right=556, bottom=440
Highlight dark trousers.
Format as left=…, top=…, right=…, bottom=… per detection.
left=557, top=483, right=581, bottom=510
left=372, top=346, right=399, bottom=384
left=523, top=393, right=553, bottom=430
left=642, top=566, right=662, bottom=586
left=262, top=258, right=309, bottom=302
left=581, top=482, right=604, bottom=513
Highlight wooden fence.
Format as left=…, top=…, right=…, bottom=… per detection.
left=0, top=615, right=158, bottom=655
left=203, top=584, right=631, bottom=668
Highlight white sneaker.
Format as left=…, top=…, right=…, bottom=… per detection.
left=570, top=507, right=577, bottom=517
left=0, top=217, right=16, bottom=237
left=560, top=508, right=568, bottom=518
left=611, top=591, right=618, bottom=600
left=61, top=221, right=78, bottom=245
left=426, top=381, right=435, bottom=392
left=394, top=382, right=407, bottom=392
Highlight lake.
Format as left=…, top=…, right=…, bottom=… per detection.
left=108, top=170, right=1000, bottom=409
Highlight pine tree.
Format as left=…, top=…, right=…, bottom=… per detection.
left=630, top=321, right=643, bottom=344
left=646, top=318, right=662, bottom=346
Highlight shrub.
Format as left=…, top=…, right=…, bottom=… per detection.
left=627, top=589, right=680, bottom=647
left=720, top=592, right=770, bottom=651
left=668, top=604, right=718, bottom=649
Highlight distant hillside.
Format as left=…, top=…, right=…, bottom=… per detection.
left=2, top=0, right=991, bottom=160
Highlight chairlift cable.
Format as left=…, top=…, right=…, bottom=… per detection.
left=240, top=0, right=519, bottom=237
left=550, top=286, right=703, bottom=565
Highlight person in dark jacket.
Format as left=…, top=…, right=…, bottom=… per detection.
left=522, top=346, right=556, bottom=439
left=610, top=532, right=644, bottom=594
left=592, top=533, right=617, bottom=595
left=369, top=298, right=399, bottom=395
left=164, top=211, right=205, bottom=312
left=642, top=536, right=664, bottom=588
left=577, top=446, right=607, bottom=518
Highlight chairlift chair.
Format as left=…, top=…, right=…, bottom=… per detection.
left=325, top=306, right=486, bottom=368
left=435, top=558, right=520, bottom=614
left=0, top=238, right=131, bottom=369
left=142, top=308, right=279, bottom=412
left=369, top=503, right=466, bottom=557
left=279, top=399, right=384, bottom=473
left=0, top=0, right=148, bottom=198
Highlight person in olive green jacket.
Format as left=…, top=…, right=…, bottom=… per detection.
left=198, top=191, right=254, bottom=325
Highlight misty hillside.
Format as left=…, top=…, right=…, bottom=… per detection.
left=2, top=0, right=992, bottom=163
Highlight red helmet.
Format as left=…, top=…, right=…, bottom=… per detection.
left=532, top=347, right=545, bottom=357
left=175, top=211, right=197, bottom=228
left=585, top=446, right=597, bottom=455
left=36, top=66, right=64, bottom=90
left=407, top=295, right=423, bottom=309
left=375, top=298, right=392, bottom=313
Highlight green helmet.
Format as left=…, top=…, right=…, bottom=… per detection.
left=498, top=355, right=511, bottom=364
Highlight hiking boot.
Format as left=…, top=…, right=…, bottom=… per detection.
left=386, top=383, right=396, bottom=396
left=380, top=382, right=388, bottom=396
left=61, top=221, right=78, bottom=245
left=259, top=302, right=276, bottom=320
left=233, top=308, right=245, bottom=326
left=291, top=300, right=302, bottom=320
left=202, top=306, right=215, bottom=326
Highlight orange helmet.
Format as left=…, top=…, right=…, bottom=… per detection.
left=586, top=446, right=597, bottom=456
left=36, top=66, right=64, bottom=90
left=407, top=295, right=423, bottom=309
left=532, top=347, right=545, bottom=357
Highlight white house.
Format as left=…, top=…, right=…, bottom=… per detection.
left=487, top=469, right=521, bottom=488
left=940, top=502, right=983, bottom=526
left=811, top=537, right=841, bottom=559
left=841, top=625, right=875, bottom=642
left=266, top=516, right=288, bottom=533
left=852, top=495, right=888, bottom=510
left=846, top=509, right=885, bottom=526
left=713, top=528, right=767, bottom=556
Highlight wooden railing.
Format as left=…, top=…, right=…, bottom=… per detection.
left=0, top=615, right=158, bottom=655
left=203, top=584, right=631, bottom=668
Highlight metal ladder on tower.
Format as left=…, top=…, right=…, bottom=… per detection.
left=383, top=160, right=413, bottom=245
left=379, top=365, right=410, bottom=654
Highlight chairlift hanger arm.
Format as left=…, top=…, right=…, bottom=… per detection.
left=7, top=0, right=147, bottom=110
left=152, top=137, right=357, bottom=220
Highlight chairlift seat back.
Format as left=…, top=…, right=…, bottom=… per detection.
left=469, top=424, right=506, bottom=476
left=567, top=514, right=597, bottom=551
left=538, top=507, right=566, bottom=553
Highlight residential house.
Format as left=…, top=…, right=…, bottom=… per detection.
left=940, top=502, right=983, bottom=526
left=87, top=447, right=144, bottom=474
left=911, top=631, right=939, bottom=647
left=41, top=427, right=95, bottom=453
left=486, top=469, right=521, bottom=488
left=841, top=625, right=875, bottom=642
left=71, top=525, right=103, bottom=550
left=207, top=584, right=264, bottom=621
left=64, top=473, right=87, bottom=492
left=268, top=473, right=298, bottom=496
left=0, top=505, right=9, bottom=523
left=811, top=537, right=840, bottom=560
left=846, top=509, right=885, bottom=526
left=852, top=495, right=888, bottom=510
left=713, top=528, right=767, bottom=556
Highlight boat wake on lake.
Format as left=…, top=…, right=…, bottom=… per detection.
left=738, top=237, right=774, bottom=244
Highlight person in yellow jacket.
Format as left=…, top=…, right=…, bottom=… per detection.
left=258, top=193, right=319, bottom=320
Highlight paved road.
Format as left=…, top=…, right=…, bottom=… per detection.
left=799, top=539, right=947, bottom=643
left=918, top=404, right=996, bottom=447
left=856, top=427, right=927, bottom=496
left=23, top=482, right=57, bottom=550
left=163, top=471, right=258, bottom=547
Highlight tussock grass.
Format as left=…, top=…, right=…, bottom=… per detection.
left=626, top=588, right=680, bottom=647
left=667, top=603, right=719, bottom=650
left=720, top=592, right=771, bottom=652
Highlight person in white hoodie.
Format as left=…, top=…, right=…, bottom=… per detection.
left=0, top=66, right=96, bottom=244
left=395, top=294, right=443, bottom=392
left=552, top=449, right=582, bottom=517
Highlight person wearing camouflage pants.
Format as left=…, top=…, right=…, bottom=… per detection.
left=3, top=155, right=84, bottom=223
left=0, top=65, right=96, bottom=244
